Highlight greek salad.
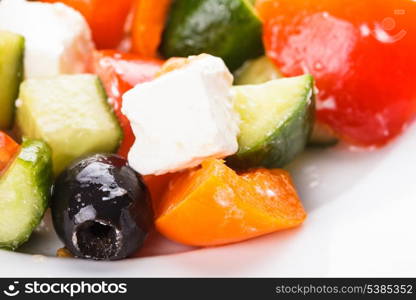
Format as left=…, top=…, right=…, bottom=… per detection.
left=0, top=0, right=415, bottom=260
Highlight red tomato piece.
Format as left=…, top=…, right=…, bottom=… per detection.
left=40, top=0, right=133, bottom=49
left=257, top=0, right=416, bottom=146
left=0, top=131, right=19, bottom=175
left=92, top=50, right=162, bottom=157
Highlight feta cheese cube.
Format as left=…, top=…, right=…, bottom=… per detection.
left=122, top=54, right=240, bottom=175
left=0, top=0, right=94, bottom=78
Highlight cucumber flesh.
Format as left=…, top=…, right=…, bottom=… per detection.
left=234, top=56, right=282, bottom=85
left=227, top=75, right=315, bottom=170
left=0, top=30, right=24, bottom=129
left=161, top=0, right=263, bottom=71
left=0, top=139, right=52, bottom=250
left=17, top=74, right=122, bottom=175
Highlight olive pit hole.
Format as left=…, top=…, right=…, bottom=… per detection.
left=75, top=220, right=120, bottom=260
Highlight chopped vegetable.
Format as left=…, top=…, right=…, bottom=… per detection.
left=234, top=56, right=282, bottom=85
left=0, top=139, right=52, bottom=250
left=257, top=0, right=416, bottom=146
left=131, top=0, right=173, bottom=57
left=16, top=74, right=122, bottom=175
left=144, top=173, right=178, bottom=213
left=40, top=0, right=133, bottom=49
left=156, top=159, right=306, bottom=246
left=51, top=154, right=153, bottom=260
left=0, top=31, right=24, bottom=129
left=232, top=56, right=338, bottom=148
left=1, top=0, right=409, bottom=261
left=0, top=131, right=19, bottom=175
left=227, top=75, right=315, bottom=170
left=160, top=0, right=264, bottom=70
left=92, top=50, right=163, bottom=158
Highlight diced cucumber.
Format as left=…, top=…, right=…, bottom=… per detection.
left=161, top=0, right=264, bottom=71
left=234, top=56, right=282, bottom=85
left=16, top=74, right=122, bottom=175
left=233, top=57, right=338, bottom=148
left=227, top=75, right=315, bottom=170
left=0, top=30, right=24, bottom=129
left=0, top=139, right=52, bottom=250
left=309, top=121, right=339, bottom=147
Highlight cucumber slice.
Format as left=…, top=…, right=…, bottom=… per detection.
left=16, top=74, right=122, bottom=175
left=233, top=58, right=338, bottom=148
left=0, top=30, right=24, bottom=129
left=0, top=139, right=52, bottom=250
left=161, top=0, right=263, bottom=71
left=227, top=75, right=315, bottom=170
left=234, top=56, right=282, bottom=85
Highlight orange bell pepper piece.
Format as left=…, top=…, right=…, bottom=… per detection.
left=144, top=173, right=179, bottom=213
left=155, top=159, right=306, bottom=246
left=131, top=0, right=172, bottom=57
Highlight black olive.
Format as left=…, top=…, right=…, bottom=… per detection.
left=51, top=154, right=153, bottom=260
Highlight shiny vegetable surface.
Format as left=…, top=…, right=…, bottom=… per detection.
left=0, top=139, right=52, bottom=250
left=161, top=0, right=264, bottom=70
left=156, top=159, right=306, bottom=246
left=257, top=0, right=416, bottom=146
left=227, top=75, right=315, bottom=170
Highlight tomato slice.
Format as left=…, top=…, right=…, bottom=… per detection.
left=0, top=131, right=19, bottom=175
left=40, top=0, right=133, bottom=49
left=257, top=0, right=416, bottom=146
left=92, top=50, right=162, bottom=157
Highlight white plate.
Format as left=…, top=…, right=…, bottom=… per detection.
left=1, top=124, right=416, bottom=277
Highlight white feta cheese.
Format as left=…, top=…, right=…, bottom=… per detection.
left=122, top=54, right=240, bottom=175
left=0, top=0, right=94, bottom=78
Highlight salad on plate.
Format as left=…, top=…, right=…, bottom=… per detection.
left=0, top=0, right=415, bottom=261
